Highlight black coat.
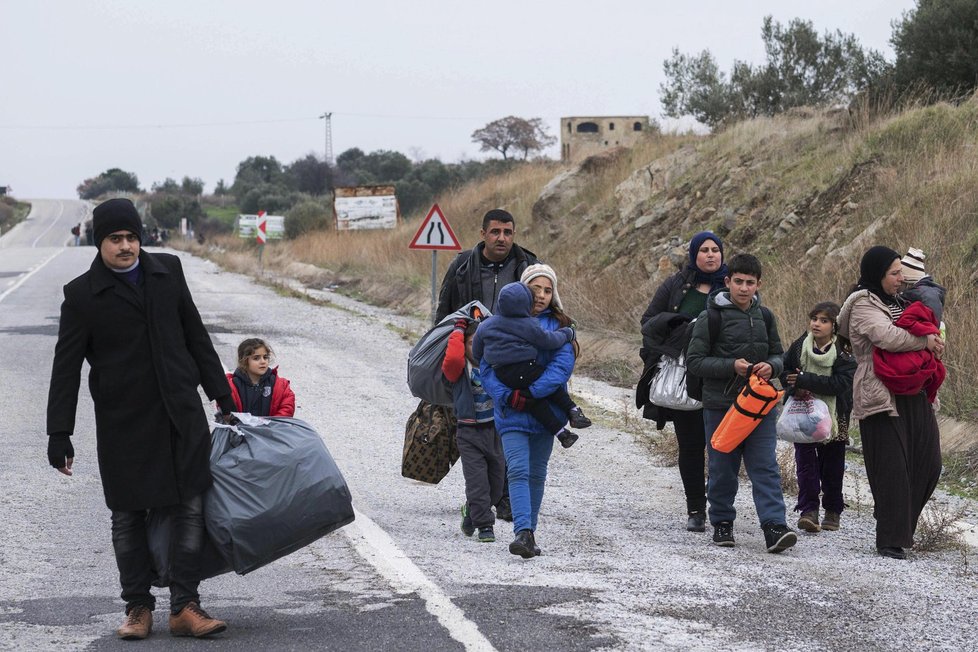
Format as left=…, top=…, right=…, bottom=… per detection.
left=47, top=252, right=231, bottom=511
left=635, top=268, right=698, bottom=426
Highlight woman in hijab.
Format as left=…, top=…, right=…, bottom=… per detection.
left=837, top=245, right=944, bottom=560
left=637, top=231, right=728, bottom=533
left=478, top=264, right=577, bottom=558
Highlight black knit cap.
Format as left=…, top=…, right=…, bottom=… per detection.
left=858, top=245, right=900, bottom=293
left=93, top=198, right=143, bottom=248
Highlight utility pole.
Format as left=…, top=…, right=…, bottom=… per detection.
left=318, top=112, right=334, bottom=166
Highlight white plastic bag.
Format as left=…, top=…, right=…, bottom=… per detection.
left=776, top=396, right=833, bottom=444
left=649, top=355, right=702, bottom=411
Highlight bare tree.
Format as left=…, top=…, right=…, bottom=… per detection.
left=471, top=116, right=556, bottom=160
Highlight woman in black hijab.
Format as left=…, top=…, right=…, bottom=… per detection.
left=837, top=246, right=944, bottom=559
left=637, top=231, right=728, bottom=532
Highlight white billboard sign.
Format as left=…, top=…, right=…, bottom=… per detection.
left=335, top=194, right=398, bottom=231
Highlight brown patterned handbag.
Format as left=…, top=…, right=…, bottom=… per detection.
left=401, top=400, right=459, bottom=484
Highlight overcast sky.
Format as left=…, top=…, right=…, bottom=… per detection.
left=1, top=0, right=918, bottom=198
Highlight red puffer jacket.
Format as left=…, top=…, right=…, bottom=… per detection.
left=224, top=368, right=296, bottom=417
left=872, top=302, right=946, bottom=402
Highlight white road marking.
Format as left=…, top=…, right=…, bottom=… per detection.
left=31, top=200, right=66, bottom=248
left=0, top=249, right=65, bottom=304
left=343, top=507, right=497, bottom=652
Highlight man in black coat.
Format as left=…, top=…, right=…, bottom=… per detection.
left=46, top=198, right=234, bottom=640
left=434, top=209, right=538, bottom=522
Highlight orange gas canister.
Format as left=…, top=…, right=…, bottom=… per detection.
left=710, top=374, right=784, bottom=453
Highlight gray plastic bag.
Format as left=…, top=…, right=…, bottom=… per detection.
left=205, top=416, right=355, bottom=574
left=147, top=506, right=232, bottom=588
left=407, top=300, right=490, bottom=406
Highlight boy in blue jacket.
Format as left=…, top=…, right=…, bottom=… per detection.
left=472, top=283, right=590, bottom=448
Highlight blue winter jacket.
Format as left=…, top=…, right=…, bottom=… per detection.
left=472, top=283, right=574, bottom=367
left=479, top=307, right=576, bottom=437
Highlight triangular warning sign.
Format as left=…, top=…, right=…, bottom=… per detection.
left=409, top=203, right=462, bottom=250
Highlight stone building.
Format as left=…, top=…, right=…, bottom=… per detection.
left=560, top=116, right=650, bottom=162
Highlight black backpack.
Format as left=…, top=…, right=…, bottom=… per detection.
left=683, top=305, right=773, bottom=401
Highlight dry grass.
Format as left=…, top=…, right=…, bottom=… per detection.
left=914, top=502, right=968, bottom=552
left=183, top=97, right=978, bottom=422
left=777, top=444, right=800, bottom=496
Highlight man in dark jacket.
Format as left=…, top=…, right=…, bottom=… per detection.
left=46, top=198, right=234, bottom=641
left=434, top=209, right=538, bottom=323
left=434, top=208, right=538, bottom=521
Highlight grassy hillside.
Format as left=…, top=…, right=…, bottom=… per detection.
left=0, top=196, right=31, bottom=234
left=180, top=99, right=978, bottom=420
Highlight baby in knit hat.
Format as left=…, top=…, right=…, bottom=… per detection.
left=900, top=247, right=946, bottom=326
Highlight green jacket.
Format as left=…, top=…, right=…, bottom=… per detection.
left=685, top=291, right=784, bottom=410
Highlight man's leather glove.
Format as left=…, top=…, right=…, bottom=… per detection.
left=217, top=394, right=236, bottom=416
left=47, top=433, right=74, bottom=469
left=508, top=389, right=536, bottom=411
left=216, top=413, right=241, bottom=426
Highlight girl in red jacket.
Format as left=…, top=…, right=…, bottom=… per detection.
left=225, top=338, right=296, bottom=417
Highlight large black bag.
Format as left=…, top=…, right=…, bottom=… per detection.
left=148, top=417, right=355, bottom=581
left=206, top=417, right=355, bottom=574
left=147, top=507, right=232, bottom=588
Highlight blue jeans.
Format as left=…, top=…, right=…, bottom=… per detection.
left=704, top=408, right=786, bottom=527
left=500, top=430, right=555, bottom=534
left=111, top=493, right=205, bottom=614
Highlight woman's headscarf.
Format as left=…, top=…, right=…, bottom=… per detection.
left=857, top=245, right=901, bottom=304
left=520, top=263, right=561, bottom=310
left=687, top=231, right=729, bottom=290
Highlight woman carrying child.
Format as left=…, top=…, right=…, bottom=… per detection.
left=478, top=264, right=578, bottom=558
left=780, top=302, right=855, bottom=533
left=473, top=282, right=590, bottom=449
left=225, top=338, right=296, bottom=417
left=838, top=246, right=944, bottom=560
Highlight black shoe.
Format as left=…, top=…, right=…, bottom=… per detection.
left=713, top=521, right=735, bottom=547
left=460, top=504, right=474, bottom=537
left=763, top=523, right=798, bottom=553
left=495, top=497, right=513, bottom=522
left=477, top=527, right=495, bottom=543
left=568, top=406, right=592, bottom=429
left=509, top=529, right=536, bottom=558
left=556, top=429, right=579, bottom=448
left=877, top=546, right=908, bottom=560
left=686, top=511, right=706, bottom=532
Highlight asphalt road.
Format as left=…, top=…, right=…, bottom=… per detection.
left=2, top=199, right=977, bottom=651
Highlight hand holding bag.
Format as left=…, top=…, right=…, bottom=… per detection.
left=710, top=374, right=784, bottom=453
left=649, top=355, right=702, bottom=411
left=776, top=396, right=833, bottom=444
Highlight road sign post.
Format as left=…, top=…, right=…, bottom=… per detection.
left=409, top=204, right=462, bottom=323
left=256, top=210, right=267, bottom=273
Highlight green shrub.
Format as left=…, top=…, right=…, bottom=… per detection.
left=285, top=199, right=332, bottom=239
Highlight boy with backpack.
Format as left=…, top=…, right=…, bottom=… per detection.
left=685, top=253, right=797, bottom=553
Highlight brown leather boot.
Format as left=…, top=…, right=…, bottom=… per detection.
left=117, top=605, right=153, bottom=640
left=168, top=602, right=227, bottom=638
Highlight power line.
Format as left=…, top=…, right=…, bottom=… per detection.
left=0, top=110, right=568, bottom=131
